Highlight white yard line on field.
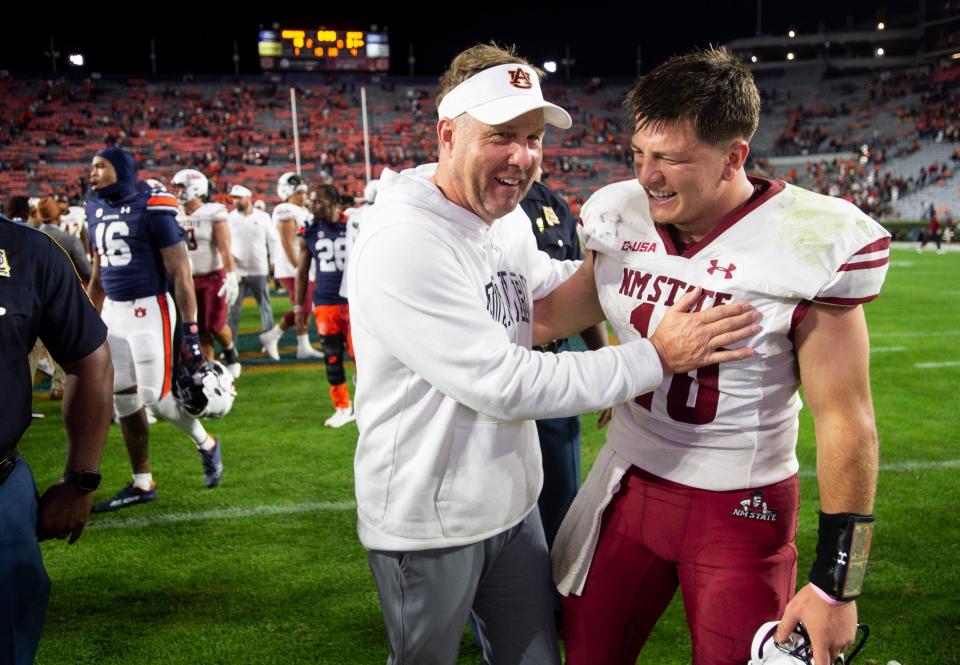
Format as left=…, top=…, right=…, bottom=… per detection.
left=914, top=361, right=960, bottom=369
left=871, top=331, right=960, bottom=338
left=799, top=459, right=960, bottom=478
left=871, top=346, right=907, bottom=353
left=88, top=500, right=356, bottom=531
left=89, top=461, right=960, bottom=531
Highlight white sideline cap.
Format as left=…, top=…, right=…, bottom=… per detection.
left=229, top=185, right=252, bottom=198
left=437, top=63, right=572, bottom=129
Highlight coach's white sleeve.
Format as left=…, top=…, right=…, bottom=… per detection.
left=352, top=222, right=661, bottom=422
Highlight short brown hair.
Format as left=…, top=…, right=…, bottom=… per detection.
left=435, top=43, right=544, bottom=108
left=624, top=47, right=760, bottom=144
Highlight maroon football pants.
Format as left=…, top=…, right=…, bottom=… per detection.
left=562, top=467, right=799, bottom=665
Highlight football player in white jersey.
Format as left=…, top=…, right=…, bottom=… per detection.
left=172, top=169, right=241, bottom=378
left=338, top=179, right=377, bottom=300
left=539, top=48, right=890, bottom=665
left=259, top=172, right=325, bottom=361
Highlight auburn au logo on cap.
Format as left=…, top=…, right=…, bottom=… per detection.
left=508, top=68, right=533, bottom=89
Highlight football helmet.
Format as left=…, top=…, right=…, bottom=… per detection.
left=749, top=621, right=869, bottom=665
left=277, top=172, right=308, bottom=200
left=171, top=169, right=209, bottom=202
left=174, top=361, right=236, bottom=419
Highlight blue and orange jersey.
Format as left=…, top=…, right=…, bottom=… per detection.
left=86, top=187, right=184, bottom=301
left=300, top=215, right=348, bottom=306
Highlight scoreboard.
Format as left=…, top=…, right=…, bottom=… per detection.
left=259, top=29, right=389, bottom=72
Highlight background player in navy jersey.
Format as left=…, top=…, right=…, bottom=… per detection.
left=85, top=147, right=225, bottom=512
left=295, top=185, right=354, bottom=428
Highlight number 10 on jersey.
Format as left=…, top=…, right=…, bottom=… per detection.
left=630, top=303, right=719, bottom=425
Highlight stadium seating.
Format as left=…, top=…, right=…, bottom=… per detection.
left=0, top=65, right=956, bottom=219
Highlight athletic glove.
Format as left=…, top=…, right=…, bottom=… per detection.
left=218, top=270, right=240, bottom=307
left=180, top=321, right=204, bottom=369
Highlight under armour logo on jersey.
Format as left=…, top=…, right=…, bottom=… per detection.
left=134, top=307, right=147, bottom=318
left=707, top=260, right=737, bottom=279
left=508, top=68, right=533, bottom=89
left=120, top=206, right=132, bottom=214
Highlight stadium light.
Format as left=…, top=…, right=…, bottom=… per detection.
left=750, top=55, right=758, bottom=63
left=544, top=61, right=557, bottom=73
left=876, top=47, right=885, bottom=57
left=68, top=54, right=84, bottom=67
left=786, top=52, right=795, bottom=61
left=951, top=52, right=960, bottom=60
left=877, top=22, right=885, bottom=31
left=788, top=30, right=796, bottom=38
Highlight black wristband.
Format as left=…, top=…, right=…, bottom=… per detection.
left=63, top=469, right=102, bottom=492
left=808, top=512, right=875, bottom=601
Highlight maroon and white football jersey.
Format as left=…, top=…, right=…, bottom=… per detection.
left=271, top=201, right=313, bottom=279
left=177, top=202, right=228, bottom=275
left=581, top=177, right=890, bottom=490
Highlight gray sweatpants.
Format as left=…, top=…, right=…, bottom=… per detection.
left=367, top=510, right=560, bottom=665
left=227, top=274, right=274, bottom=339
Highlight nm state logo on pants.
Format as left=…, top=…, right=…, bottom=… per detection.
left=730, top=491, right=778, bottom=522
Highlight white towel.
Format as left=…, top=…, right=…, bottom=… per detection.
left=552, top=445, right=632, bottom=596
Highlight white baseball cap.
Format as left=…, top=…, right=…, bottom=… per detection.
left=437, top=63, right=572, bottom=129
left=230, top=185, right=252, bottom=197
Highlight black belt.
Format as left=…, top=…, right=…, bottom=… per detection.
left=0, top=447, right=17, bottom=486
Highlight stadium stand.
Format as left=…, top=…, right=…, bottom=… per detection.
left=1, top=61, right=957, bottom=220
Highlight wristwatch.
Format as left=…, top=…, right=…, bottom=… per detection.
left=62, top=469, right=102, bottom=492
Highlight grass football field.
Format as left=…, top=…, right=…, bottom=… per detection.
left=22, top=247, right=959, bottom=664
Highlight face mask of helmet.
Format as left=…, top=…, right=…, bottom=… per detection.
left=174, top=361, right=237, bottom=419
left=749, top=621, right=869, bottom=665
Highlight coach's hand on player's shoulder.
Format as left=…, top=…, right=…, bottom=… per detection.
left=36, top=481, right=94, bottom=545
left=650, top=287, right=760, bottom=375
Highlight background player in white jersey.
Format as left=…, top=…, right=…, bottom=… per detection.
left=171, top=169, right=241, bottom=378
left=226, top=184, right=274, bottom=343
left=337, top=179, right=377, bottom=300
left=538, top=48, right=890, bottom=665
left=259, top=172, right=324, bottom=361
left=85, top=148, right=225, bottom=512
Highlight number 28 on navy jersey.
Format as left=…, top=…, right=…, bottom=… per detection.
left=301, top=216, right=348, bottom=306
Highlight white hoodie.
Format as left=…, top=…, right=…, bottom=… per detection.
left=348, top=164, right=664, bottom=552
